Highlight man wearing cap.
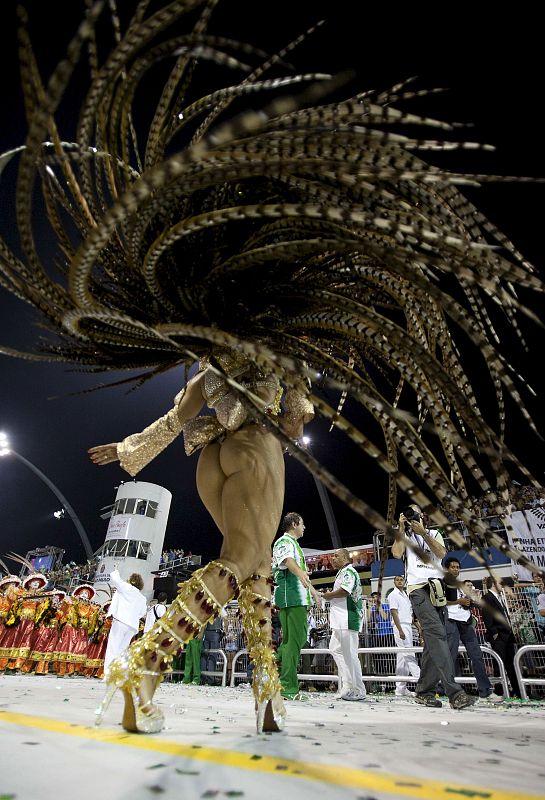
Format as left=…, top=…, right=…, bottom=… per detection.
left=104, top=568, right=147, bottom=675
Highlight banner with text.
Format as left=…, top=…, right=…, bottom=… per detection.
left=506, top=508, right=545, bottom=573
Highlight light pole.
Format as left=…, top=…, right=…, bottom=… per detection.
left=0, top=432, right=93, bottom=560
left=301, top=436, right=342, bottom=550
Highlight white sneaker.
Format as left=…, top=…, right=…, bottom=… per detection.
left=341, top=688, right=366, bottom=701
left=395, top=687, right=415, bottom=697
left=481, top=692, right=504, bottom=703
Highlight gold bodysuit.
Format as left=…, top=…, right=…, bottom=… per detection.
left=117, top=349, right=313, bottom=476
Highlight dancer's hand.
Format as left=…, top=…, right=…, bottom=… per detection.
left=88, top=443, right=119, bottom=466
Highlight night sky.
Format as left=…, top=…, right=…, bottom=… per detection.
left=0, top=2, right=543, bottom=566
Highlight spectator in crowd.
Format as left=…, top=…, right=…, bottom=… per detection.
left=367, top=591, right=395, bottom=690
left=444, top=558, right=502, bottom=702
left=481, top=575, right=521, bottom=698
left=143, top=592, right=168, bottom=634
left=388, top=575, right=420, bottom=697
left=183, top=625, right=205, bottom=685
left=367, top=592, right=393, bottom=644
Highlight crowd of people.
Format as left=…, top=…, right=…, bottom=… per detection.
left=307, top=549, right=374, bottom=574
left=2, top=490, right=544, bottom=707
left=1, top=548, right=544, bottom=705
left=159, top=549, right=188, bottom=568
left=465, top=483, right=544, bottom=519
left=0, top=573, right=111, bottom=677
left=41, top=560, right=99, bottom=587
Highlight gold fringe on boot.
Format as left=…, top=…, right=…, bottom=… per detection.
left=239, top=574, right=285, bottom=733
left=95, top=560, right=239, bottom=733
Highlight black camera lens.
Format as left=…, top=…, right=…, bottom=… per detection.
left=401, top=506, right=420, bottom=521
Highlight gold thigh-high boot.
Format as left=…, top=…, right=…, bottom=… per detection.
left=95, top=560, right=239, bottom=733
left=238, top=573, right=286, bottom=733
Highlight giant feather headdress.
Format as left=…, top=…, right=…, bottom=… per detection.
left=0, top=0, right=542, bottom=572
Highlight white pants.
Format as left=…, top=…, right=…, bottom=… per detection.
left=394, top=623, right=420, bottom=692
left=103, top=619, right=137, bottom=676
left=329, top=628, right=365, bottom=695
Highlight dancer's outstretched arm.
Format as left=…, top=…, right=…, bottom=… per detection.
left=88, top=371, right=206, bottom=475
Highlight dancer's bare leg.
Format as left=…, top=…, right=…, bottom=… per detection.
left=135, top=427, right=284, bottom=717
left=195, top=426, right=284, bottom=601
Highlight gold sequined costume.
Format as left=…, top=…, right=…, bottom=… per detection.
left=118, top=348, right=306, bottom=473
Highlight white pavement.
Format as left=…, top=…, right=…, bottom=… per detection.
left=1, top=674, right=544, bottom=800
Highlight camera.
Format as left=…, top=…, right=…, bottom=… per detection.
left=401, top=505, right=421, bottom=522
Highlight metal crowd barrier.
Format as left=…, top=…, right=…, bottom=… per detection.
left=164, top=648, right=227, bottom=687
left=230, top=645, right=509, bottom=696
left=355, top=645, right=510, bottom=697
left=514, top=645, right=545, bottom=700
left=230, top=648, right=250, bottom=687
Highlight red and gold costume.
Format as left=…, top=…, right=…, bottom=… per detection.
left=0, top=581, right=22, bottom=670
left=84, top=603, right=111, bottom=677
left=73, top=600, right=99, bottom=673
left=53, top=598, right=80, bottom=676
left=30, top=592, right=66, bottom=675
left=4, top=573, right=48, bottom=671
left=54, top=585, right=97, bottom=675
left=6, top=596, right=45, bottom=670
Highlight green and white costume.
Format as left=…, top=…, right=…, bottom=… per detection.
left=272, top=533, right=310, bottom=698
left=329, top=564, right=363, bottom=632
left=273, top=534, right=311, bottom=609
left=328, top=562, right=366, bottom=698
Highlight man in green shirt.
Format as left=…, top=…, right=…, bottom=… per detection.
left=272, top=512, right=321, bottom=700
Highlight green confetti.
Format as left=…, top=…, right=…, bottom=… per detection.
left=175, top=769, right=200, bottom=776
left=249, top=755, right=262, bottom=761
left=445, top=789, right=492, bottom=798
left=146, top=764, right=167, bottom=770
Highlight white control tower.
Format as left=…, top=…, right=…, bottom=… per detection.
left=93, top=481, right=172, bottom=599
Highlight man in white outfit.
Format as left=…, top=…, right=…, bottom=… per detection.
left=388, top=574, right=421, bottom=696
left=104, top=568, right=147, bottom=675
left=143, top=591, right=168, bottom=633
left=322, top=549, right=366, bottom=701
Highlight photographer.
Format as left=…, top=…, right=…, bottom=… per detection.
left=391, top=504, right=476, bottom=709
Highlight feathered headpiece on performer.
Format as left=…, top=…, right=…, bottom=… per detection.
left=0, top=1, right=542, bottom=568
left=7, top=553, right=48, bottom=591
left=72, top=584, right=96, bottom=601
left=0, top=557, right=22, bottom=590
